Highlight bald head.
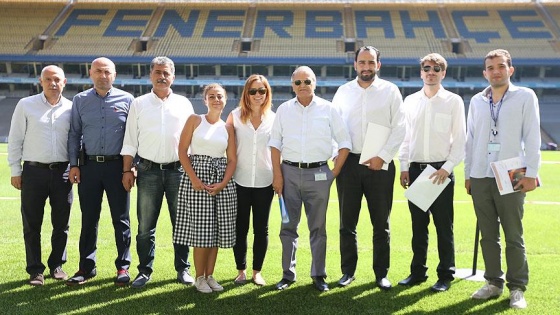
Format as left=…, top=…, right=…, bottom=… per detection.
left=89, top=57, right=116, bottom=95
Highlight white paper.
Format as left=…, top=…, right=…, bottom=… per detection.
left=490, top=156, right=532, bottom=195
left=359, top=122, right=390, bottom=170
left=404, top=165, right=451, bottom=212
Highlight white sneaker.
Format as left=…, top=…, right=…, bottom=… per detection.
left=510, top=289, right=527, bottom=309
left=206, top=275, right=224, bottom=291
left=471, top=283, right=503, bottom=299
left=195, top=276, right=212, bottom=293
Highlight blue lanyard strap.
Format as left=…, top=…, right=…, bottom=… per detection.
left=489, top=90, right=506, bottom=129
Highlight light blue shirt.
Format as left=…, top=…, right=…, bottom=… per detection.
left=8, top=92, right=72, bottom=176
left=68, top=87, right=134, bottom=166
left=465, top=84, right=541, bottom=179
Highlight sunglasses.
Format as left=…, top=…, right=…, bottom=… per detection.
left=422, top=65, right=442, bottom=73
left=293, top=79, right=312, bottom=86
left=248, top=87, right=267, bottom=95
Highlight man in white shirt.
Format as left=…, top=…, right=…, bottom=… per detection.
left=268, top=66, right=351, bottom=292
left=332, top=46, right=405, bottom=290
left=466, top=49, right=540, bottom=309
left=398, top=53, right=466, bottom=292
left=121, top=56, right=195, bottom=289
left=7, top=65, right=73, bottom=286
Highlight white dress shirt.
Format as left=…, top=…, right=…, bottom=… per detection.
left=268, top=96, right=351, bottom=162
left=231, top=107, right=275, bottom=188
left=121, top=91, right=194, bottom=163
left=332, top=76, right=405, bottom=163
left=399, top=87, right=466, bottom=174
left=8, top=93, right=72, bottom=176
left=465, top=84, right=541, bottom=179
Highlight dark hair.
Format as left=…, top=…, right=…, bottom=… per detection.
left=355, top=46, right=380, bottom=63
left=484, top=49, right=512, bottom=67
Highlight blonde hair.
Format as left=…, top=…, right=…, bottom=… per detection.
left=239, top=74, right=272, bottom=124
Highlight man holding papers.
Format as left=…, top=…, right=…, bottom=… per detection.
left=465, top=49, right=541, bottom=309
left=332, top=46, right=404, bottom=290
left=398, top=53, right=466, bottom=292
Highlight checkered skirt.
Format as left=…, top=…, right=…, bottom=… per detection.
left=173, top=154, right=237, bottom=248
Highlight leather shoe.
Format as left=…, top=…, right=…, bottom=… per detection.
left=376, top=277, right=392, bottom=291
left=29, top=273, right=44, bottom=286
left=431, top=280, right=451, bottom=292
left=66, top=268, right=97, bottom=286
left=338, top=274, right=355, bottom=287
left=398, top=275, right=428, bottom=286
left=312, top=276, right=329, bottom=292
left=50, top=267, right=68, bottom=280
left=275, top=278, right=295, bottom=290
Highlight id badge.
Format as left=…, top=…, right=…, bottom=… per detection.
left=488, top=142, right=501, bottom=152
left=314, top=171, right=327, bottom=181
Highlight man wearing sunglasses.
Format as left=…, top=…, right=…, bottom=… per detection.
left=269, top=66, right=351, bottom=292
left=332, top=46, right=405, bottom=291
left=398, top=53, right=466, bottom=292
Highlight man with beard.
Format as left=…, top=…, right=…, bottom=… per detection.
left=121, top=56, right=195, bottom=289
left=67, top=57, right=134, bottom=286
left=332, top=46, right=405, bottom=290
left=466, top=49, right=540, bottom=309
left=398, top=53, right=466, bottom=292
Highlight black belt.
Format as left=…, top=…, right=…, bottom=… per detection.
left=25, top=161, right=69, bottom=170
left=283, top=160, right=327, bottom=169
left=87, top=155, right=122, bottom=162
left=410, top=161, right=446, bottom=171
left=139, top=158, right=181, bottom=170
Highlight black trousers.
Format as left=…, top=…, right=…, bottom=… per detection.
left=407, top=163, right=455, bottom=281
left=233, top=184, right=274, bottom=271
left=336, top=154, right=395, bottom=279
left=77, top=159, right=131, bottom=272
left=21, top=162, right=72, bottom=275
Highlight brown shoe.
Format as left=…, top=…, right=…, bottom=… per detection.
left=29, top=273, right=44, bottom=286
left=50, top=267, right=68, bottom=280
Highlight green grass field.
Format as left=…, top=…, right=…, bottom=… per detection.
left=1, top=143, right=559, bottom=315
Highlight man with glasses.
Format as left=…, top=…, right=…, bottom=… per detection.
left=332, top=46, right=405, bottom=290
left=398, top=53, right=466, bottom=292
left=269, top=66, right=351, bottom=292
left=121, top=56, right=195, bottom=289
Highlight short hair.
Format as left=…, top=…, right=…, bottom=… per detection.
left=202, top=83, right=226, bottom=99
left=484, top=49, right=512, bottom=67
left=150, top=56, right=175, bottom=75
left=355, top=46, right=380, bottom=63
left=239, top=74, right=273, bottom=124
left=420, top=53, right=447, bottom=71
left=41, top=65, right=65, bottom=79
left=291, top=66, right=316, bottom=82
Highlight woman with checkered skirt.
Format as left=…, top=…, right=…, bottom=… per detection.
left=173, top=83, right=237, bottom=293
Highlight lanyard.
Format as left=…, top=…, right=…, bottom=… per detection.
left=489, top=90, right=506, bottom=136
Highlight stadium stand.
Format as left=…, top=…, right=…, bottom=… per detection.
left=0, top=0, right=559, bottom=146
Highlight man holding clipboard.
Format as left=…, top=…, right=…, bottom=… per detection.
left=398, top=53, right=466, bottom=292
left=332, top=46, right=405, bottom=290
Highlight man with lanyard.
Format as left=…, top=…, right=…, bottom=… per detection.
left=8, top=65, right=73, bottom=286
left=66, top=57, right=135, bottom=286
left=269, top=66, right=351, bottom=292
left=121, top=56, right=195, bottom=289
left=398, top=53, right=466, bottom=292
left=465, top=49, right=540, bottom=309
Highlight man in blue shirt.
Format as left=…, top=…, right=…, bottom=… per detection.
left=66, top=57, right=134, bottom=286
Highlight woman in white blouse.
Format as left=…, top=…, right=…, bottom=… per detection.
left=226, top=74, right=275, bottom=286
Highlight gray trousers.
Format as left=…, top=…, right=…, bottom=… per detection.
left=280, top=163, right=334, bottom=281
left=470, top=177, right=528, bottom=291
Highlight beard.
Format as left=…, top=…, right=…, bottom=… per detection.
left=359, top=70, right=375, bottom=82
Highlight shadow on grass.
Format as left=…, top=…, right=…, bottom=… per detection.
left=0, top=276, right=512, bottom=315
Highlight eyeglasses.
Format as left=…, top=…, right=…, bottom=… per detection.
left=422, top=65, right=442, bottom=73
left=293, top=79, right=312, bottom=86
left=248, top=87, right=267, bottom=95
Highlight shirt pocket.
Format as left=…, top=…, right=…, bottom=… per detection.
left=433, top=113, right=451, bottom=134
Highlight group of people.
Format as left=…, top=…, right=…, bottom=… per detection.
left=8, top=47, right=540, bottom=309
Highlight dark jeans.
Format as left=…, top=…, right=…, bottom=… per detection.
left=336, top=154, right=395, bottom=279
left=136, top=161, right=190, bottom=274
left=21, top=162, right=72, bottom=275
left=77, top=159, right=131, bottom=272
left=233, top=184, right=274, bottom=271
left=407, top=164, right=455, bottom=281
